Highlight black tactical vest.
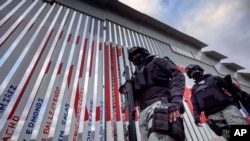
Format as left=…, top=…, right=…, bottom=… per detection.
left=132, top=57, right=172, bottom=92
left=192, top=75, right=234, bottom=111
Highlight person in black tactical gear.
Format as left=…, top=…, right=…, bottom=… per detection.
left=120, top=46, right=186, bottom=141
left=185, top=64, right=247, bottom=140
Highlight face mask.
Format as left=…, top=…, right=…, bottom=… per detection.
left=132, top=54, right=144, bottom=66
left=192, top=71, right=203, bottom=80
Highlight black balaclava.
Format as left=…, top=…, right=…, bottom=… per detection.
left=192, top=70, right=203, bottom=81
left=132, top=54, right=145, bottom=66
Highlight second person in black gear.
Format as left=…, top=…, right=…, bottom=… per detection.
left=185, top=64, right=247, bottom=140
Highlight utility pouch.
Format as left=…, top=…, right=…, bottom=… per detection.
left=151, top=108, right=169, bottom=134
left=170, top=118, right=185, bottom=141
left=207, top=119, right=223, bottom=136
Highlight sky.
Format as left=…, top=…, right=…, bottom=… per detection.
left=119, top=0, right=250, bottom=72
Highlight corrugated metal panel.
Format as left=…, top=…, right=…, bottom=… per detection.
left=1, top=1, right=249, bottom=141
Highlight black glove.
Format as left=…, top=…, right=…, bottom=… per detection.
left=194, top=115, right=201, bottom=125
left=168, top=103, right=181, bottom=113
left=168, top=102, right=185, bottom=114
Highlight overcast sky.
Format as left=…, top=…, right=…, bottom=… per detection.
left=119, top=0, right=250, bottom=72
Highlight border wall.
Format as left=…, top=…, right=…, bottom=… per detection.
left=0, top=0, right=249, bottom=140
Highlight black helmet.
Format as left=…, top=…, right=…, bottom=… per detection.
left=185, top=64, right=204, bottom=78
left=128, top=46, right=150, bottom=61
